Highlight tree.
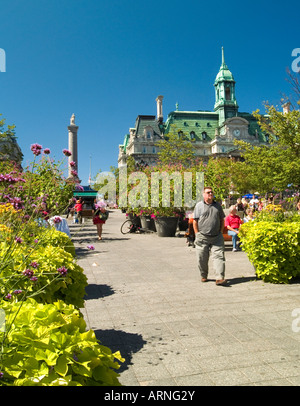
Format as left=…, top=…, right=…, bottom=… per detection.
left=233, top=103, right=300, bottom=193
left=156, top=125, right=196, bottom=167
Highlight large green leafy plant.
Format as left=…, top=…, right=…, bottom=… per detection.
left=0, top=299, right=123, bottom=386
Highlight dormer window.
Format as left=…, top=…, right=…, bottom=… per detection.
left=144, top=126, right=153, bottom=140
left=190, top=131, right=195, bottom=140
left=202, top=131, right=207, bottom=140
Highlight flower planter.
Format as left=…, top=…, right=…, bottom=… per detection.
left=154, top=216, right=178, bottom=237
left=140, top=215, right=156, bottom=232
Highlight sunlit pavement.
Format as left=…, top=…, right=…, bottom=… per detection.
left=69, top=210, right=300, bottom=386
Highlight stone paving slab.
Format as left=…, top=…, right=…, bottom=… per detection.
left=69, top=210, right=300, bottom=386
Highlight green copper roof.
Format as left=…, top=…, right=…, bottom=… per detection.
left=214, top=47, right=235, bottom=84
left=164, top=110, right=219, bottom=141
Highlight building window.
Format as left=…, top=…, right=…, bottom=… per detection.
left=152, top=147, right=156, bottom=154
left=190, top=131, right=195, bottom=140
left=144, top=126, right=153, bottom=140
left=202, top=131, right=207, bottom=140
left=143, top=147, right=146, bottom=153
left=225, top=87, right=231, bottom=101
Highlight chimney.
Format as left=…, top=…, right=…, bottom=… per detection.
left=156, top=95, right=163, bottom=122
left=282, top=102, right=291, bottom=114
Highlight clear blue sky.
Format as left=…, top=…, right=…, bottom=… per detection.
left=0, top=0, right=299, bottom=185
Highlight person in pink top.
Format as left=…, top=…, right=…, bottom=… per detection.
left=225, top=205, right=243, bottom=251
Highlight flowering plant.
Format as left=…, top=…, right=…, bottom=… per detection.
left=0, top=132, right=123, bottom=385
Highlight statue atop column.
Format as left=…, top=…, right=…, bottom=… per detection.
left=70, top=113, right=75, bottom=125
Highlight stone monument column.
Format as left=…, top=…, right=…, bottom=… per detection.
left=68, top=113, right=79, bottom=178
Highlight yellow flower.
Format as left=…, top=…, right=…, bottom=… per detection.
left=0, top=203, right=17, bottom=216
left=0, top=223, right=12, bottom=233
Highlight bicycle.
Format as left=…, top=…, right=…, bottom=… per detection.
left=120, top=219, right=156, bottom=235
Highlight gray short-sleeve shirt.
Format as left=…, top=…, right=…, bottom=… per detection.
left=193, top=200, right=225, bottom=237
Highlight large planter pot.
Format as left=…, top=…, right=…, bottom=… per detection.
left=154, top=216, right=178, bottom=237
left=140, top=215, right=156, bottom=232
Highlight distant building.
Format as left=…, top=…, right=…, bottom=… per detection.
left=118, top=48, right=273, bottom=167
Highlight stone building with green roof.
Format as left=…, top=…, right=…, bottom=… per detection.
left=118, top=48, right=269, bottom=167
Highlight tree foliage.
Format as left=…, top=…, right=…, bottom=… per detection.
left=156, top=125, right=196, bottom=167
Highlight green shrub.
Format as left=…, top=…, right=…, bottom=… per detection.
left=0, top=244, right=87, bottom=308
left=239, top=220, right=300, bottom=283
left=0, top=299, right=124, bottom=386
left=33, top=226, right=76, bottom=257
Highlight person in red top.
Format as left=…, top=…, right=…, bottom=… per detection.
left=74, top=198, right=84, bottom=224
left=225, top=205, right=243, bottom=251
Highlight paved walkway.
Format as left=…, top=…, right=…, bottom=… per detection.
left=69, top=210, right=300, bottom=386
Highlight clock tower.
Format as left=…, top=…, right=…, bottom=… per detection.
left=214, top=47, right=238, bottom=126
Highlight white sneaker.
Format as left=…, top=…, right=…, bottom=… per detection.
left=232, top=248, right=238, bottom=252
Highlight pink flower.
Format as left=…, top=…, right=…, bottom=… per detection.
left=63, top=149, right=72, bottom=157
left=87, top=245, right=95, bottom=250
left=71, top=170, right=78, bottom=177
left=43, top=148, right=51, bottom=154
left=31, top=143, right=42, bottom=156
left=69, top=161, right=76, bottom=167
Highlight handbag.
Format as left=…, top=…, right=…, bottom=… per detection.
left=99, top=211, right=108, bottom=221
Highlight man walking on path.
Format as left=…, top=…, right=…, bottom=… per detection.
left=193, top=186, right=226, bottom=285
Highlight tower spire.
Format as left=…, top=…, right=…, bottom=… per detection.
left=222, top=46, right=225, bottom=65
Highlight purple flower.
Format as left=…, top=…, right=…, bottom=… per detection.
left=57, top=266, right=68, bottom=276
left=13, top=289, right=23, bottom=295
left=31, top=143, right=43, bottom=156
left=30, top=261, right=39, bottom=268
left=53, top=216, right=62, bottom=224
left=5, top=293, right=12, bottom=300
left=43, top=148, right=51, bottom=154
left=15, top=236, right=23, bottom=244
left=0, top=372, right=4, bottom=379
left=71, top=170, right=78, bottom=177
left=30, top=276, right=38, bottom=282
left=87, top=245, right=95, bottom=250
left=69, top=161, right=76, bottom=167
left=63, top=149, right=72, bottom=157
left=23, top=269, right=34, bottom=278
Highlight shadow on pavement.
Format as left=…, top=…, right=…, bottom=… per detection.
left=94, top=329, right=147, bottom=372
left=84, top=283, right=115, bottom=300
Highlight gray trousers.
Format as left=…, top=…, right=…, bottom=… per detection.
left=195, top=232, right=225, bottom=280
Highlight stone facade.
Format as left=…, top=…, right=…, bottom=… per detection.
left=118, top=48, right=270, bottom=167
left=0, top=136, right=23, bottom=165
